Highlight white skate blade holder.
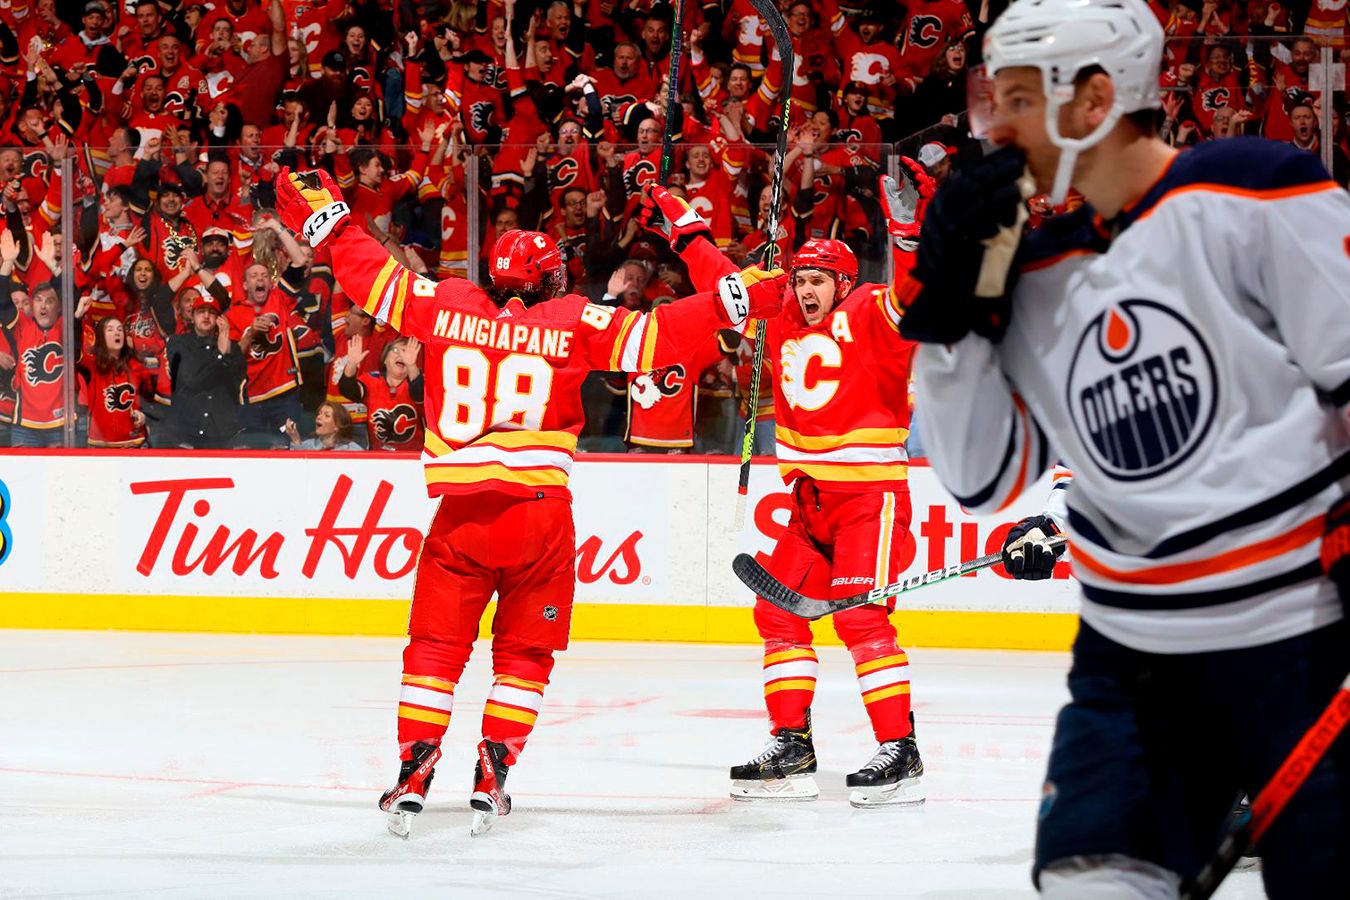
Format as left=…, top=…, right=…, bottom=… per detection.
left=848, top=776, right=926, bottom=809
left=730, top=774, right=820, bottom=801
left=384, top=792, right=425, bottom=839
left=470, top=791, right=509, bottom=836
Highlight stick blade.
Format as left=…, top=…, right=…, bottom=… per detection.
left=732, top=553, right=831, bottom=620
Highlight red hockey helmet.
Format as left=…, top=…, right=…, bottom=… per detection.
left=490, top=229, right=565, bottom=291
left=791, top=239, right=858, bottom=283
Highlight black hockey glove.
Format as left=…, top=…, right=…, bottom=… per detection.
left=1002, top=515, right=1065, bottom=581
left=1321, top=495, right=1350, bottom=606
left=899, top=146, right=1032, bottom=345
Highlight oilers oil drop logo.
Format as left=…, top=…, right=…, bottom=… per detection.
left=1066, top=300, right=1218, bottom=482
left=0, top=479, right=11, bottom=567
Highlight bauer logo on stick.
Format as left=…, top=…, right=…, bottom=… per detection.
left=1066, top=299, right=1218, bottom=482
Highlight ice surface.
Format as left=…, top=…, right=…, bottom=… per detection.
left=0, top=632, right=1266, bottom=899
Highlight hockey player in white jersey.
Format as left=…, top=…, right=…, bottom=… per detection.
left=896, top=0, right=1350, bottom=896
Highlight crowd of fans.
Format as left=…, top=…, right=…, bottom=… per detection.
left=0, top=0, right=1344, bottom=453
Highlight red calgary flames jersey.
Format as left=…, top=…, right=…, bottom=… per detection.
left=681, top=238, right=916, bottom=492
left=327, top=226, right=749, bottom=498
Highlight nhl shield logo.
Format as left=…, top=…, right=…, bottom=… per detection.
left=1066, top=300, right=1218, bottom=482
left=543, top=605, right=558, bottom=621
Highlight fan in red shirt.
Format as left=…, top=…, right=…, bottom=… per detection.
left=273, top=168, right=781, bottom=839
left=592, top=42, right=658, bottom=120
left=337, top=333, right=424, bottom=451
left=79, top=315, right=153, bottom=448
left=1, top=281, right=83, bottom=446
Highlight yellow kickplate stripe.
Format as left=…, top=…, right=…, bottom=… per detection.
left=861, top=683, right=911, bottom=704
left=495, top=675, right=546, bottom=692
left=483, top=702, right=537, bottom=725
left=764, top=678, right=817, bottom=696
left=855, top=654, right=908, bottom=676
left=0, top=593, right=1081, bottom=651
left=401, top=675, right=455, bottom=692
left=397, top=705, right=450, bottom=726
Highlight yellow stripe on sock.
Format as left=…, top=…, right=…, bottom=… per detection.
left=861, top=683, right=911, bottom=704
left=764, top=648, right=818, bottom=666
left=764, top=678, right=817, bottom=696
left=483, top=702, right=538, bottom=725
left=855, top=654, right=908, bottom=676
left=494, top=675, right=546, bottom=693
left=398, top=705, right=451, bottom=726
left=401, top=675, right=456, bottom=692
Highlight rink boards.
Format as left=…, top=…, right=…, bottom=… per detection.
left=0, top=452, right=1079, bottom=649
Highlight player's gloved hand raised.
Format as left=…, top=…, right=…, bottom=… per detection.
left=1001, top=514, right=1065, bottom=580
left=898, top=146, right=1034, bottom=345
left=716, top=265, right=786, bottom=325
left=275, top=166, right=350, bottom=247
left=882, top=162, right=935, bottom=251
left=638, top=183, right=712, bottom=252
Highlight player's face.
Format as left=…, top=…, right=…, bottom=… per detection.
left=989, top=67, right=1064, bottom=196
left=792, top=269, right=836, bottom=325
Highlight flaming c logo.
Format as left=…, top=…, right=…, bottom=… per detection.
left=0, top=479, right=12, bottom=567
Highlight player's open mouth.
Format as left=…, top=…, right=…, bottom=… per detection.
left=803, top=301, right=820, bottom=317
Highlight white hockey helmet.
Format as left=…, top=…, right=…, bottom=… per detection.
left=983, top=0, right=1164, bottom=202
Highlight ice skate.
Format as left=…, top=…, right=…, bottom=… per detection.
left=847, top=735, right=925, bottom=808
left=379, top=741, right=441, bottom=838
left=469, top=740, right=512, bottom=836
left=1231, top=794, right=1261, bottom=871
left=729, top=713, right=818, bottom=801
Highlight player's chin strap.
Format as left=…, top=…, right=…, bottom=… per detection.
left=302, top=201, right=351, bottom=245
left=1044, top=85, right=1124, bottom=205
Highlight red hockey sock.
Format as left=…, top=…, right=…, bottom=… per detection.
left=850, top=638, right=913, bottom=742
left=481, top=637, right=556, bottom=766
left=396, top=636, right=473, bottom=759
left=762, top=642, right=818, bottom=733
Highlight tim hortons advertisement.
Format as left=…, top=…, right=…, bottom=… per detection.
left=0, top=454, right=1076, bottom=612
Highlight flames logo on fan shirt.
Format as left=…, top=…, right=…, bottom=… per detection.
left=371, top=404, right=419, bottom=446
left=906, top=14, right=944, bottom=49
left=623, top=159, right=657, bottom=197
left=104, top=382, right=136, bottom=412
left=1066, top=300, right=1218, bottom=482
left=21, top=342, right=62, bottom=385
left=469, top=101, right=496, bottom=135
left=0, top=479, right=10, bottom=567
left=1202, top=87, right=1232, bottom=112
left=248, top=328, right=285, bottom=360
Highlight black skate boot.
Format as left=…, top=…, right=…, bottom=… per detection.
left=729, top=712, right=818, bottom=801
left=469, top=739, right=512, bottom=836
left=846, top=732, right=925, bottom=807
left=379, top=740, right=442, bottom=838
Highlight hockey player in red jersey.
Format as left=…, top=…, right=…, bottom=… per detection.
left=273, top=168, right=782, bottom=838
left=642, top=172, right=931, bottom=807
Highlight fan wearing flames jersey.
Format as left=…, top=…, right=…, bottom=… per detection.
left=79, top=316, right=154, bottom=448
left=337, top=334, right=424, bottom=451
left=642, top=174, right=931, bottom=808
left=272, top=168, right=782, bottom=838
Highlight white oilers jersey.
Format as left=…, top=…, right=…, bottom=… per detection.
left=913, top=138, right=1350, bottom=654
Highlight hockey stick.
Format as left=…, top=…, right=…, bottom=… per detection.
left=733, top=535, right=1068, bottom=620
left=1182, top=671, right=1350, bottom=900
left=657, top=0, right=686, bottom=184
left=733, top=0, right=793, bottom=531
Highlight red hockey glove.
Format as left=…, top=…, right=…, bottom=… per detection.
left=715, top=265, right=785, bottom=326
left=883, top=161, right=935, bottom=250
left=275, top=167, right=350, bottom=247
left=638, top=183, right=713, bottom=252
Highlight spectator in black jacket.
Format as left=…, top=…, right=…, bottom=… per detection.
left=164, top=293, right=245, bottom=449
